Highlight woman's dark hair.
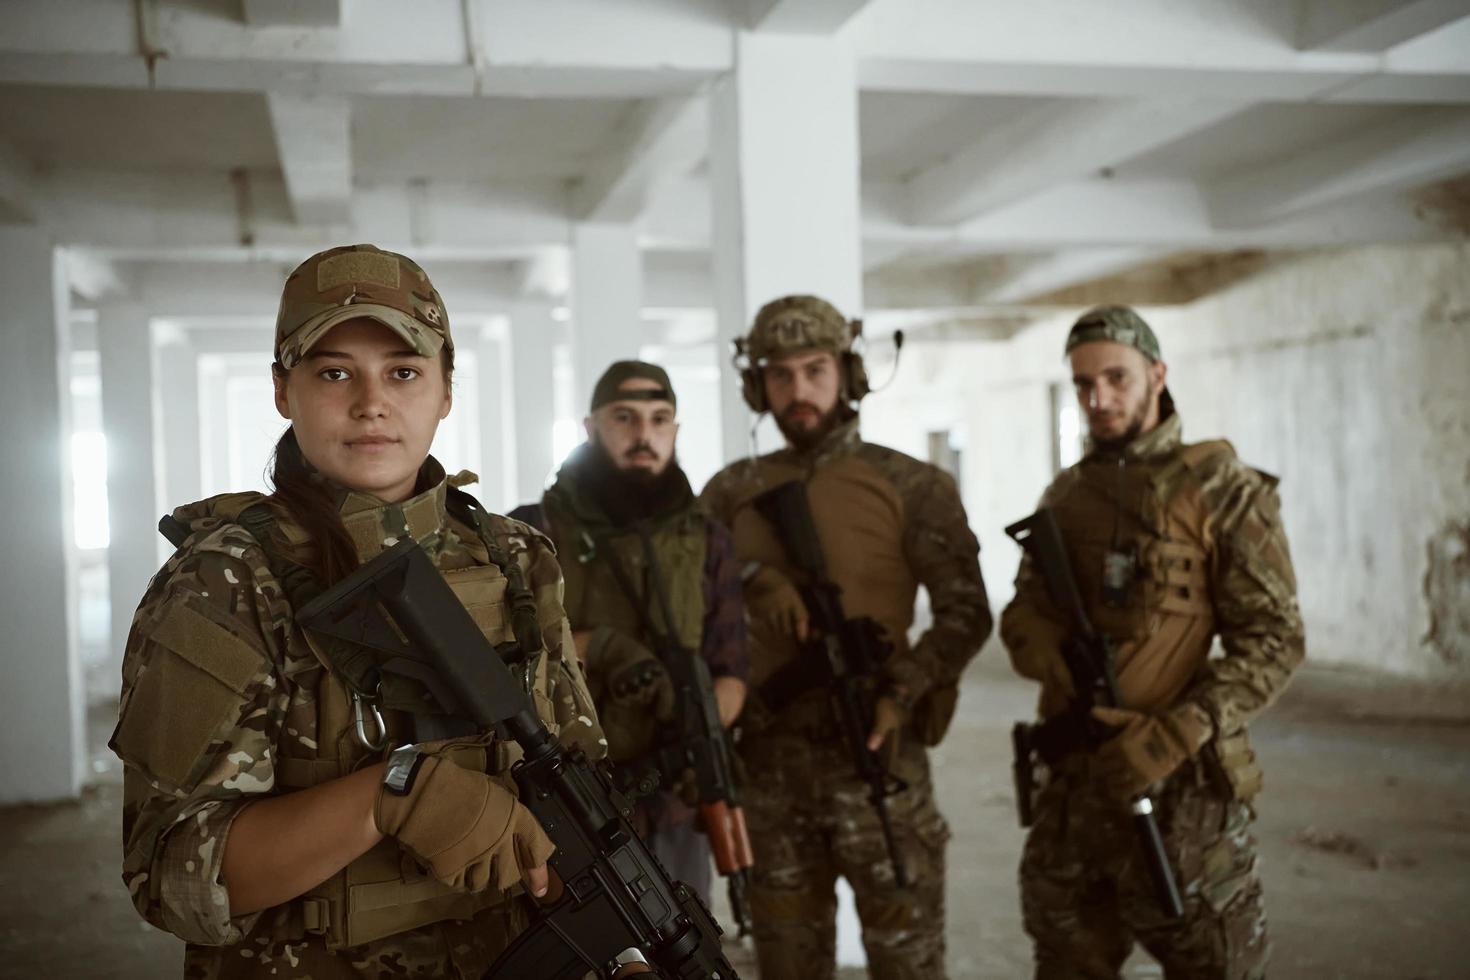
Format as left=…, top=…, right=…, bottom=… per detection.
left=266, top=347, right=454, bottom=585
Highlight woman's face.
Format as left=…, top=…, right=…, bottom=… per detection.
left=274, top=317, right=452, bottom=502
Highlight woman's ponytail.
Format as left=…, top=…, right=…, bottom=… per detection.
left=266, top=426, right=360, bottom=586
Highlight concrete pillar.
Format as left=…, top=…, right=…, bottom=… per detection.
left=509, top=303, right=558, bottom=504
left=709, top=31, right=863, bottom=461
left=97, top=304, right=159, bottom=676
left=155, top=328, right=201, bottom=536
left=570, top=223, right=642, bottom=413
left=0, top=229, right=84, bottom=803
left=476, top=321, right=512, bottom=511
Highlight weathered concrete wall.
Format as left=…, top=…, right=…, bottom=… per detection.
left=864, top=243, right=1470, bottom=678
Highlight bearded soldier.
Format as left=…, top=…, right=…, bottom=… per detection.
left=701, top=295, right=992, bottom=980
left=511, top=361, right=749, bottom=907
left=1002, top=305, right=1306, bottom=979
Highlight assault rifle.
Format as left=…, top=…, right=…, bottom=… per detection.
left=1005, top=508, right=1185, bottom=920
left=297, top=539, right=739, bottom=980
left=751, top=480, right=909, bottom=888
left=596, top=530, right=755, bottom=937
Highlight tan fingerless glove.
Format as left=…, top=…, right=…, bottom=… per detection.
left=375, top=748, right=555, bottom=893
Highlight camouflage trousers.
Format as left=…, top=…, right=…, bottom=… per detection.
left=1020, top=756, right=1267, bottom=980
left=183, top=900, right=528, bottom=979
left=739, top=730, right=950, bottom=980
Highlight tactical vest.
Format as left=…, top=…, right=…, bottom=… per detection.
left=167, top=488, right=552, bottom=950
left=1047, top=440, right=1229, bottom=714
left=542, top=493, right=707, bottom=653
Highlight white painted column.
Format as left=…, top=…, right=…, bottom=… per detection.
left=97, top=304, right=159, bottom=675
left=709, top=31, right=863, bottom=461
left=155, top=327, right=201, bottom=560
left=569, top=223, right=643, bottom=414
left=508, top=303, right=559, bottom=503
left=0, top=229, right=84, bottom=803
left=475, top=320, right=512, bottom=511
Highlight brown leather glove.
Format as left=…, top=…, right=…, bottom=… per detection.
left=375, top=746, right=554, bottom=893
left=1090, top=706, right=1209, bottom=803
left=745, top=564, right=808, bottom=641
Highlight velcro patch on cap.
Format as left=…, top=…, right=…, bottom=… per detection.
left=317, top=252, right=400, bottom=292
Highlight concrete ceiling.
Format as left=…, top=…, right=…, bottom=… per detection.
left=1, top=0, right=1467, bottom=313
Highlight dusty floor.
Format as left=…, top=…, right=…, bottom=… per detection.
left=2, top=655, right=1467, bottom=980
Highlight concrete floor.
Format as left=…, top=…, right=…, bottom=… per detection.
left=2, top=655, right=1467, bottom=979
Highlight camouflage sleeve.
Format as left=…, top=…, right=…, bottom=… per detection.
left=110, top=531, right=287, bottom=946
left=517, top=527, right=608, bottom=761
left=889, top=463, right=993, bottom=700
left=1178, top=467, right=1306, bottom=738
left=998, top=477, right=1072, bottom=691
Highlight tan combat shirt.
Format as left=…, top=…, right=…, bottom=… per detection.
left=701, top=417, right=992, bottom=728
left=1000, top=410, right=1306, bottom=745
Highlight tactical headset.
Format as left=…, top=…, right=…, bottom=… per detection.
left=732, top=318, right=872, bottom=414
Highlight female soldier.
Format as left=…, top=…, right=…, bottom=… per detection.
left=110, top=244, right=606, bottom=978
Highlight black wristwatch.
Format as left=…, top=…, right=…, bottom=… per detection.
left=383, top=744, right=425, bottom=796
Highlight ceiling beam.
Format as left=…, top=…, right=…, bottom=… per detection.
left=29, top=168, right=572, bottom=259
left=573, top=96, right=707, bottom=223
left=1297, top=0, right=1470, bottom=52
left=907, top=98, right=1248, bottom=225
left=265, top=94, right=352, bottom=225
left=1207, top=107, right=1470, bottom=228
left=241, top=0, right=342, bottom=29
left=853, top=0, right=1470, bottom=102
left=746, top=0, right=872, bottom=33
left=0, top=0, right=732, bottom=98
left=981, top=247, right=1170, bottom=304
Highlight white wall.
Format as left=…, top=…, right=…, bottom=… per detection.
left=867, top=243, right=1470, bottom=678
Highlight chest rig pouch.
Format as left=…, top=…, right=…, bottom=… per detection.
left=217, top=489, right=551, bottom=949
left=1049, top=446, right=1221, bottom=647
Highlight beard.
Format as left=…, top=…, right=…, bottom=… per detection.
left=579, top=438, right=693, bottom=526
left=1088, top=379, right=1161, bottom=451
left=775, top=400, right=846, bottom=451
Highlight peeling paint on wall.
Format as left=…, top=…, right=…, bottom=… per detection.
left=1423, top=520, right=1470, bottom=665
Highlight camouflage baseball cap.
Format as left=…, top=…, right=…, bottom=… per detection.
left=744, top=294, right=852, bottom=362
left=274, top=244, right=452, bottom=370
left=590, top=360, right=676, bottom=412
left=1064, top=305, right=1162, bottom=362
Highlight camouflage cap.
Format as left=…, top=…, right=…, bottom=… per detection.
left=590, top=360, right=676, bottom=412
left=744, top=294, right=852, bottom=363
left=1064, top=305, right=1162, bottom=362
left=274, top=244, right=452, bottom=370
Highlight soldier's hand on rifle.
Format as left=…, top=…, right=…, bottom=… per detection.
left=375, top=742, right=555, bottom=895
left=746, top=564, right=809, bottom=641
left=712, top=675, right=747, bottom=727
left=866, top=693, right=908, bottom=752
left=1090, top=706, right=1208, bottom=803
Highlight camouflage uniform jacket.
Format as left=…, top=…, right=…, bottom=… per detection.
left=1000, top=409, right=1305, bottom=762
left=701, top=416, right=992, bottom=739
left=110, top=462, right=604, bottom=974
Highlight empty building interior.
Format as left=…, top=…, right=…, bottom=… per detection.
left=0, top=1, right=1468, bottom=977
